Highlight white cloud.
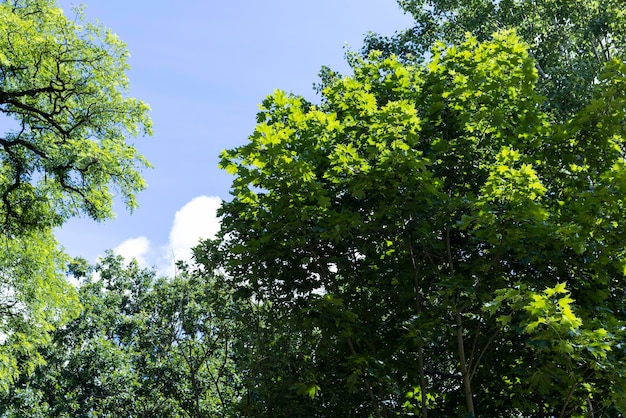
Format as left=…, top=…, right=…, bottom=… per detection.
left=113, top=236, right=151, bottom=266
left=110, top=195, right=223, bottom=277
left=160, top=195, right=222, bottom=276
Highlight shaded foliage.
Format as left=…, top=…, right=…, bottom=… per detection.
left=217, top=31, right=626, bottom=416
left=0, top=253, right=240, bottom=417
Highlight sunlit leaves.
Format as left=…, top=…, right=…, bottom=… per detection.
left=0, top=230, right=80, bottom=391
left=0, top=0, right=152, bottom=233
left=0, top=0, right=150, bottom=402
left=386, top=0, right=626, bottom=120
left=216, top=26, right=626, bottom=416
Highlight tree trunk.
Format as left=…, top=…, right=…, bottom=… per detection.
left=408, top=238, right=428, bottom=418
left=456, top=312, right=475, bottom=417
left=418, top=344, right=428, bottom=418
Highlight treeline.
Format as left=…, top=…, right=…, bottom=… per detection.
left=3, top=0, right=626, bottom=417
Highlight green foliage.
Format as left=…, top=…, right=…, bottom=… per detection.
left=366, top=0, right=626, bottom=121
left=0, top=0, right=151, bottom=396
left=0, top=0, right=152, bottom=234
left=0, top=230, right=80, bottom=391
left=486, top=283, right=624, bottom=415
left=217, top=30, right=626, bottom=416
left=5, top=1, right=626, bottom=416
left=0, top=253, right=241, bottom=417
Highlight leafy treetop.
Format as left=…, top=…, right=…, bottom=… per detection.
left=364, top=0, right=626, bottom=120
left=218, top=30, right=626, bottom=416
left=0, top=0, right=152, bottom=235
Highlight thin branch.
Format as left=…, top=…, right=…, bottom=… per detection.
left=469, top=328, right=499, bottom=382
left=0, top=85, right=63, bottom=100
left=408, top=235, right=428, bottom=418
left=445, top=226, right=454, bottom=275
left=456, top=312, right=475, bottom=417
left=3, top=98, right=70, bottom=136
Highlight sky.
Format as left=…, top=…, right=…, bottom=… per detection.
left=52, top=0, right=414, bottom=275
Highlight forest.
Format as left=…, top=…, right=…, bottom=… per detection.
left=1, top=0, right=626, bottom=416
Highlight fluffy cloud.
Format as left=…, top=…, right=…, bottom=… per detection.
left=110, top=195, right=222, bottom=276
left=113, top=236, right=151, bottom=266
left=160, top=195, right=222, bottom=276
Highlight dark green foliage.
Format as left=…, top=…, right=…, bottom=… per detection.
left=0, top=253, right=240, bottom=417
left=5, top=2, right=626, bottom=417
left=217, top=31, right=626, bottom=416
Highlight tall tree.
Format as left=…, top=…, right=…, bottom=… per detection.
left=0, top=0, right=151, bottom=233
left=0, top=0, right=151, bottom=389
left=217, top=31, right=626, bottom=416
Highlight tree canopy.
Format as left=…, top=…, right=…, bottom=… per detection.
left=4, top=1, right=626, bottom=417
left=0, top=0, right=151, bottom=235
left=217, top=30, right=626, bottom=416
left=0, top=230, right=80, bottom=392
left=1, top=253, right=242, bottom=417
left=364, top=0, right=626, bottom=121
left=0, top=0, right=151, bottom=391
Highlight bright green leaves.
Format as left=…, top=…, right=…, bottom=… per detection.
left=482, top=147, right=546, bottom=203
left=485, top=282, right=622, bottom=412
left=328, top=142, right=372, bottom=179
left=0, top=230, right=80, bottom=391
left=390, top=0, right=626, bottom=120
left=220, top=51, right=429, bottom=210
left=220, top=92, right=321, bottom=195
left=488, top=283, right=589, bottom=337
left=425, top=31, right=546, bottom=164
left=430, top=31, right=538, bottom=105
left=296, top=382, right=321, bottom=399
left=219, top=54, right=431, bottom=252
left=523, top=284, right=583, bottom=333
left=472, top=146, right=548, bottom=239
left=0, top=0, right=150, bottom=400
left=0, top=0, right=152, bottom=233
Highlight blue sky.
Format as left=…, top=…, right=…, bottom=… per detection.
left=53, top=0, right=414, bottom=274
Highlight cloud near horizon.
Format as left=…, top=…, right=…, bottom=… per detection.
left=113, top=195, right=222, bottom=276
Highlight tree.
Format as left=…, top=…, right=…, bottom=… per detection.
left=0, top=0, right=152, bottom=234
left=142, top=257, right=242, bottom=418
left=217, top=31, right=626, bottom=416
left=364, top=0, right=626, bottom=121
left=0, top=0, right=151, bottom=390
left=0, top=230, right=80, bottom=392
left=0, top=253, right=242, bottom=418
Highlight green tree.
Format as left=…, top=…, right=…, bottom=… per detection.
left=0, top=253, right=241, bottom=418
left=0, top=0, right=152, bottom=233
left=0, top=0, right=151, bottom=390
left=364, top=0, right=626, bottom=121
left=143, top=257, right=242, bottom=418
left=217, top=31, right=626, bottom=416
left=0, top=231, right=80, bottom=392
left=192, top=238, right=367, bottom=417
